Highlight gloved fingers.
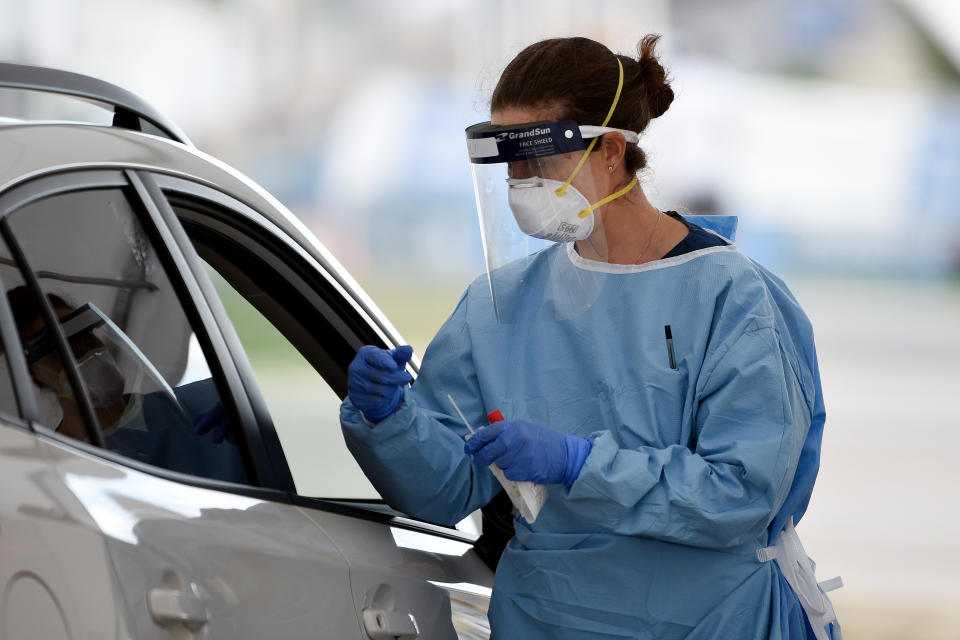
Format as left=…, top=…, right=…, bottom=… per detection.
left=390, top=345, right=414, bottom=368
left=366, top=369, right=414, bottom=387
left=193, top=412, right=215, bottom=436
left=469, top=434, right=512, bottom=467
left=347, top=345, right=411, bottom=423
left=360, top=346, right=406, bottom=371
left=193, top=402, right=237, bottom=445
left=463, top=421, right=506, bottom=454
left=499, top=460, right=533, bottom=482
left=491, top=446, right=524, bottom=476
left=350, top=364, right=412, bottom=388
left=348, top=346, right=374, bottom=371
left=193, top=402, right=226, bottom=436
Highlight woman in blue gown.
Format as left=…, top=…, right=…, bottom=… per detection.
left=341, top=34, right=841, bottom=640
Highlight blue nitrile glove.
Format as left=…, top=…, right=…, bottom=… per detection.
left=463, top=420, right=593, bottom=487
left=347, top=345, right=414, bottom=423
left=193, top=401, right=234, bottom=444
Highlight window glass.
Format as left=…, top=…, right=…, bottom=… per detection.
left=200, top=261, right=379, bottom=499
left=2, top=187, right=248, bottom=484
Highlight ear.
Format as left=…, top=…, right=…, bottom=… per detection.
left=599, top=133, right=627, bottom=170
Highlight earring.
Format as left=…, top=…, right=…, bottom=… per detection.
left=608, top=166, right=615, bottom=172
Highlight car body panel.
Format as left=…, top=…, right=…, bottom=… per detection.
left=36, top=428, right=364, bottom=639
left=0, top=423, right=125, bottom=639
left=297, top=506, right=494, bottom=639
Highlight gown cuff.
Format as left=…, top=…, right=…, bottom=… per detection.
left=342, top=395, right=418, bottom=440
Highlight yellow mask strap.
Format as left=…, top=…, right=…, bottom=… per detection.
left=577, top=174, right=637, bottom=218
left=555, top=57, right=625, bottom=198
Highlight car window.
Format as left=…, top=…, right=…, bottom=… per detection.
left=0, top=185, right=249, bottom=484
left=200, top=262, right=379, bottom=499
left=166, top=192, right=381, bottom=500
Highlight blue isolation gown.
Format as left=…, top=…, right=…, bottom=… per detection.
left=341, top=218, right=831, bottom=639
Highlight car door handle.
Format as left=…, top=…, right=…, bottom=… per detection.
left=362, top=607, right=419, bottom=639
left=147, top=584, right=210, bottom=631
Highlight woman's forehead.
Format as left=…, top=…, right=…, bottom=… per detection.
left=490, top=105, right=560, bottom=127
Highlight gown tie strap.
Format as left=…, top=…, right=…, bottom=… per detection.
left=756, top=517, right=843, bottom=640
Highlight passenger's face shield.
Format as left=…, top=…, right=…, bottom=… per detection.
left=466, top=119, right=638, bottom=324
left=25, top=303, right=187, bottom=436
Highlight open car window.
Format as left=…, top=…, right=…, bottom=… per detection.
left=199, top=260, right=380, bottom=499
left=167, top=188, right=385, bottom=501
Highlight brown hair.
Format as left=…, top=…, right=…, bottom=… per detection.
left=6, top=285, right=72, bottom=332
left=491, top=35, right=673, bottom=174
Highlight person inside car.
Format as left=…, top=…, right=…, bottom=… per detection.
left=6, top=285, right=246, bottom=481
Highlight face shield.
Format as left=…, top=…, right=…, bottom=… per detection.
left=25, top=303, right=188, bottom=436
left=466, top=118, right=640, bottom=323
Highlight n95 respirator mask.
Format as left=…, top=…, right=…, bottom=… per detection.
left=506, top=177, right=595, bottom=243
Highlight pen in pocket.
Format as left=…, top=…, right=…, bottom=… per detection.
left=664, top=325, right=677, bottom=370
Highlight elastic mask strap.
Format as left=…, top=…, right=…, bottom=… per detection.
left=55, top=372, right=75, bottom=400
left=578, top=175, right=637, bottom=218
left=555, top=57, right=625, bottom=198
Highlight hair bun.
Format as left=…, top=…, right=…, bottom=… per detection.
left=636, top=34, right=674, bottom=119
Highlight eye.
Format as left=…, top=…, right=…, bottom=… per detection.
left=507, top=160, right=540, bottom=180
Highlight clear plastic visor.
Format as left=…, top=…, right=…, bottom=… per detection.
left=25, top=303, right=188, bottom=435
left=470, top=154, right=609, bottom=324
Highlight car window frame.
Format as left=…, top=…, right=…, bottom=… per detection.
left=0, top=168, right=292, bottom=502
left=146, top=173, right=478, bottom=543
left=151, top=173, right=398, bottom=374
left=0, top=269, right=38, bottom=428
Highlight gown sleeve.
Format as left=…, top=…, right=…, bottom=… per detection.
left=566, top=316, right=811, bottom=548
left=340, top=291, right=502, bottom=526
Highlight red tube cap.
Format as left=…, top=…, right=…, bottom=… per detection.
left=487, top=409, right=504, bottom=423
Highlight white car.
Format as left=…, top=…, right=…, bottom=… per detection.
left=0, top=62, right=496, bottom=639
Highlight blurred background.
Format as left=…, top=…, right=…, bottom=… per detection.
left=2, top=0, right=958, bottom=637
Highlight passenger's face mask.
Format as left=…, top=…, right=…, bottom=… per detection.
left=77, top=348, right=125, bottom=408
left=507, top=177, right=595, bottom=242
left=34, top=385, right=64, bottom=429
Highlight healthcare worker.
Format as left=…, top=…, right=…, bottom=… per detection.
left=341, top=35, right=841, bottom=640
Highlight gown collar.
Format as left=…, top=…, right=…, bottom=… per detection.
left=565, top=239, right=737, bottom=274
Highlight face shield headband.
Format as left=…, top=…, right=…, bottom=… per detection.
left=466, top=58, right=640, bottom=221
left=23, top=304, right=105, bottom=365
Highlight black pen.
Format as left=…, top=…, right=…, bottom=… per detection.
left=664, top=325, right=677, bottom=370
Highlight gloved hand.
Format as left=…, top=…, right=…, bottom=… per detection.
left=347, top=345, right=414, bottom=423
left=463, top=420, right=592, bottom=487
left=193, top=401, right=234, bottom=444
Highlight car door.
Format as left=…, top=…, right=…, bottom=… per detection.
left=143, top=171, right=495, bottom=639
left=0, top=169, right=363, bottom=639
